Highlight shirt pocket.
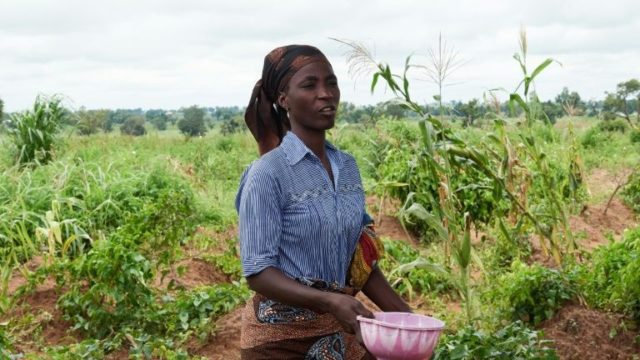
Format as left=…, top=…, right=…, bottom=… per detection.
left=282, top=192, right=327, bottom=242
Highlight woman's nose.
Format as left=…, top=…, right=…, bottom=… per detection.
left=318, top=85, right=334, bottom=99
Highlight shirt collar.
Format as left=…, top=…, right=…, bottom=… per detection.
left=280, top=131, right=342, bottom=167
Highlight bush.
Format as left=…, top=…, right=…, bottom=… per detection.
left=120, top=116, right=146, bottom=136
left=597, top=118, right=629, bottom=133
left=7, top=95, right=66, bottom=165
left=486, top=262, right=576, bottom=326
left=580, top=126, right=610, bottom=148
left=578, top=227, right=640, bottom=324
left=220, top=117, right=243, bottom=135
left=145, top=109, right=168, bottom=131
left=76, top=109, right=109, bottom=136
left=621, top=172, right=640, bottom=213
left=433, top=321, right=558, bottom=360
left=630, top=129, right=640, bottom=144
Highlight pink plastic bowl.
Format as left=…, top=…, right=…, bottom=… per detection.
left=357, top=312, right=445, bottom=360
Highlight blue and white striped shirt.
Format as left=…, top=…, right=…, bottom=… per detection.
left=236, top=131, right=365, bottom=287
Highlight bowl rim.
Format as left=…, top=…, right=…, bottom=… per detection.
left=357, top=312, right=446, bottom=331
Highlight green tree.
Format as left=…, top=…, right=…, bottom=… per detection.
left=458, top=99, right=481, bottom=127
left=120, top=115, right=146, bottom=136
left=555, top=87, right=584, bottom=116
left=145, top=109, right=168, bottom=130
left=178, top=105, right=207, bottom=137
left=76, top=108, right=110, bottom=135
left=616, top=79, right=640, bottom=123
left=0, top=97, right=4, bottom=121
left=602, top=92, right=624, bottom=120
left=220, top=116, right=243, bottom=135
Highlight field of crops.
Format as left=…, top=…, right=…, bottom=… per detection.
left=1, top=105, right=639, bottom=359
left=2, top=33, right=640, bottom=359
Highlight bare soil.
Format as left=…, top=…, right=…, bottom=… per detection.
left=154, top=257, right=230, bottom=290
left=570, top=198, right=638, bottom=250
left=4, top=274, right=80, bottom=355
left=540, top=304, right=640, bottom=360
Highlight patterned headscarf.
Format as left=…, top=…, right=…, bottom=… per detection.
left=245, top=45, right=330, bottom=155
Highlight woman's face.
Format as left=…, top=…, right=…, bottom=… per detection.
left=278, top=61, right=340, bottom=133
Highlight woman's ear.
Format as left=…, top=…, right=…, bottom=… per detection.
left=277, top=92, right=288, bottom=110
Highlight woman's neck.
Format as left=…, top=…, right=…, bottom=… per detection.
left=291, top=128, right=327, bottom=160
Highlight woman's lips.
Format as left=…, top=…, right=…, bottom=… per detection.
left=319, top=105, right=336, bottom=116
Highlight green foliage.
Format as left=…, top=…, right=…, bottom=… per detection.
left=622, top=172, right=640, bottom=213
left=56, top=240, right=156, bottom=338
left=55, top=177, right=198, bottom=338
left=45, top=339, right=108, bottom=359
left=375, top=121, right=506, bottom=236
left=120, top=115, right=147, bottom=136
left=486, top=262, right=576, bottom=326
left=0, top=162, right=202, bottom=267
left=204, top=240, right=243, bottom=279
left=76, top=108, right=110, bottom=135
left=484, top=221, right=532, bottom=271
left=580, top=126, right=611, bottom=148
left=220, top=117, right=243, bottom=136
left=555, top=87, right=584, bottom=116
left=433, top=321, right=558, bottom=360
left=458, top=99, right=481, bottom=127
left=630, top=129, right=640, bottom=144
left=178, top=106, right=207, bottom=137
left=7, top=95, right=66, bottom=165
left=379, top=240, right=452, bottom=298
left=169, top=283, right=250, bottom=341
left=0, top=326, right=15, bottom=359
left=597, top=118, right=629, bottom=133
left=578, top=227, right=640, bottom=324
left=146, top=109, right=169, bottom=131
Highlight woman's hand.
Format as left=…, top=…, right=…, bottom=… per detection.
left=326, top=292, right=373, bottom=345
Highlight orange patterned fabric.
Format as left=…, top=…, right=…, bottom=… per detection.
left=347, top=224, right=385, bottom=290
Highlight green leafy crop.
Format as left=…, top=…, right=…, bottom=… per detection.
left=486, top=262, right=576, bottom=326
left=433, top=321, right=558, bottom=360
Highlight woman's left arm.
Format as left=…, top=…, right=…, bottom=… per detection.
left=361, top=267, right=412, bottom=312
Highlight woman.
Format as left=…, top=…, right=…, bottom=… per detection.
left=236, top=45, right=411, bottom=359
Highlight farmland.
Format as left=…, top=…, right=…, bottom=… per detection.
left=1, top=106, right=639, bottom=358
left=1, top=35, right=640, bottom=359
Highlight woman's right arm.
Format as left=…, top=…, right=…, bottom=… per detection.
left=247, top=267, right=373, bottom=338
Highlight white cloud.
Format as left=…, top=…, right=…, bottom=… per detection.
left=0, top=0, right=639, bottom=111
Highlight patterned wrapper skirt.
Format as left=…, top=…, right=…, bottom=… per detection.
left=240, top=225, right=383, bottom=359
left=240, top=285, right=371, bottom=359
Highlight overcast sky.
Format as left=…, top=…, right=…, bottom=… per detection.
left=1, top=0, right=638, bottom=112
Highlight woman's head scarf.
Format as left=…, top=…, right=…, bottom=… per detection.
left=245, top=45, right=330, bottom=155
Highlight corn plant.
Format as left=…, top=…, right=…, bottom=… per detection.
left=7, top=95, right=66, bottom=166
left=508, top=27, right=560, bottom=127
left=335, top=33, right=575, bottom=322
left=504, top=28, right=581, bottom=264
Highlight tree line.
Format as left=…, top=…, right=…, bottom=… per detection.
left=1, top=78, right=638, bottom=137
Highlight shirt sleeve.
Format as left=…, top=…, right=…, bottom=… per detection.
left=238, top=166, right=282, bottom=277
